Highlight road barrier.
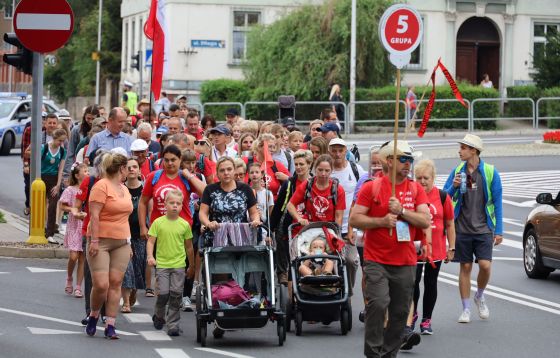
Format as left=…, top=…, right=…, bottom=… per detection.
left=201, top=102, right=244, bottom=120
left=536, top=97, right=560, bottom=129
left=471, top=98, right=535, bottom=130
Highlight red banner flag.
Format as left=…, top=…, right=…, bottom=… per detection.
left=261, top=140, right=274, bottom=173
left=418, top=70, right=436, bottom=138
left=144, top=0, right=167, bottom=101
left=438, top=59, right=467, bottom=108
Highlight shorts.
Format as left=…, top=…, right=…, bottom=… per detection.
left=357, top=246, right=364, bottom=267
left=86, top=238, right=131, bottom=273
left=454, top=233, right=494, bottom=263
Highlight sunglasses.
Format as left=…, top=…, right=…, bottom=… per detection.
left=195, top=140, right=210, bottom=146
left=397, top=156, right=414, bottom=164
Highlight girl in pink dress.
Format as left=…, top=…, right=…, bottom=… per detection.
left=59, top=163, right=89, bottom=298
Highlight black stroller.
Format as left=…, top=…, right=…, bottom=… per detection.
left=287, top=222, right=352, bottom=335
left=195, top=223, right=287, bottom=346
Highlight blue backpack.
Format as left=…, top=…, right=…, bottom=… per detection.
left=151, top=169, right=191, bottom=192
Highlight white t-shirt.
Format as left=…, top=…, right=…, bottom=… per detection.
left=254, top=188, right=274, bottom=224
left=211, top=146, right=237, bottom=162
left=331, top=161, right=366, bottom=234
left=272, top=149, right=294, bottom=174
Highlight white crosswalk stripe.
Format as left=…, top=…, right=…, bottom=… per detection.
left=435, top=170, right=560, bottom=200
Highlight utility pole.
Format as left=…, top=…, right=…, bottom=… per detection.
left=95, top=0, right=103, bottom=104
left=349, top=0, right=357, bottom=134
left=138, top=50, right=143, bottom=99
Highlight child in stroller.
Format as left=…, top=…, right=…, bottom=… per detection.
left=299, top=238, right=334, bottom=277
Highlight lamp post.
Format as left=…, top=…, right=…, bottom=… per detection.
left=349, top=0, right=357, bottom=133
left=95, top=0, right=103, bottom=104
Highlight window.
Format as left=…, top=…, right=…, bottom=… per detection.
left=131, top=20, right=136, bottom=61
left=533, top=23, right=559, bottom=65
left=404, top=16, right=424, bottom=70
left=4, top=3, right=13, bottom=19
left=124, top=21, right=129, bottom=70
left=232, top=10, right=261, bottom=63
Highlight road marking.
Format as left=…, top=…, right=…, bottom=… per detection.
left=26, top=267, right=66, bottom=273
left=139, top=331, right=172, bottom=341
left=195, top=348, right=255, bottom=358
left=505, top=231, right=523, bottom=238
left=501, top=238, right=522, bottom=249
left=155, top=348, right=191, bottom=358
left=28, top=327, right=81, bottom=335
left=491, top=257, right=523, bottom=261
left=439, top=272, right=560, bottom=310
left=0, top=272, right=9, bottom=274
left=503, top=218, right=524, bottom=227
left=503, top=199, right=536, bottom=208
left=123, top=313, right=153, bottom=323
left=16, top=14, right=72, bottom=31
left=0, top=307, right=138, bottom=336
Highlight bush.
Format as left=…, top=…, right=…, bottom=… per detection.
left=200, top=79, right=251, bottom=121
left=543, top=130, right=560, bottom=143
left=354, top=84, right=499, bottom=131
left=541, top=88, right=560, bottom=129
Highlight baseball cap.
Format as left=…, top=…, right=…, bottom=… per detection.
left=156, top=125, right=169, bottom=135
left=280, top=117, right=296, bottom=129
left=57, top=109, right=71, bottom=119
left=110, top=147, right=128, bottom=157
left=329, top=138, right=347, bottom=147
left=318, top=122, right=340, bottom=133
left=177, top=94, right=187, bottom=101
left=130, top=139, right=149, bottom=152
left=123, top=80, right=133, bottom=88
left=209, top=124, right=231, bottom=135
left=379, top=140, right=414, bottom=160
left=458, top=134, right=484, bottom=152
left=225, top=108, right=239, bottom=117
left=92, top=117, right=107, bottom=127
left=137, top=98, right=150, bottom=109
left=41, top=111, right=48, bottom=118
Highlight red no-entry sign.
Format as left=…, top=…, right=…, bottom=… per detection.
left=379, top=4, right=423, bottom=68
left=13, top=0, right=74, bottom=53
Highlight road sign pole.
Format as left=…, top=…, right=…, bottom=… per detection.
left=139, top=50, right=143, bottom=99
left=28, top=51, right=47, bottom=244
left=95, top=0, right=103, bottom=104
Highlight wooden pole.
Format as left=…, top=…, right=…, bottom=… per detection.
left=391, top=69, right=401, bottom=197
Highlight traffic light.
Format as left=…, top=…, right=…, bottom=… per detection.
left=3, top=33, right=33, bottom=75
left=131, top=51, right=140, bottom=71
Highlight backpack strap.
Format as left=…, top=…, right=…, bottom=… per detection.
left=41, top=144, right=47, bottom=161
left=303, top=177, right=314, bottom=203
left=82, top=175, right=96, bottom=211
left=330, top=178, right=339, bottom=207
left=271, top=160, right=278, bottom=174
left=151, top=169, right=164, bottom=187
left=438, top=188, right=447, bottom=207
left=149, top=159, right=155, bottom=172
left=349, top=161, right=360, bottom=182
left=284, top=150, right=292, bottom=171
left=246, top=156, right=254, bottom=173
left=197, top=154, right=205, bottom=172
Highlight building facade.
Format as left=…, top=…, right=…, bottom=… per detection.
left=121, top=0, right=560, bottom=101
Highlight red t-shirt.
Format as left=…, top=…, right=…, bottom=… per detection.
left=289, top=179, right=346, bottom=223
left=356, top=176, right=428, bottom=266
left=196, top=154, right=216, bottom=183
left=142, top=171, right=193, bottom=225
left=76, top=176, right=100, bottom=236
left=242, top=158, right=289, bottom=200
left=425, top=187, right=454, bottom=261
left=186, top=127, right=205, bottom=140
left=140, top=159, right=158, bottom=183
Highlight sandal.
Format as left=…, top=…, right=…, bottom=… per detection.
left=145, top=288, right=155, bottom=297
left=74, top=287, right=83, bottom=298
left=120, top=304, right=131, bottom=313
left=65, top=278, right=73, bottom=295
left=23, top=208, right=30, bottom=216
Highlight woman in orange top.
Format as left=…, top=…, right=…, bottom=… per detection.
left=85, top=152, right=133, bottom=340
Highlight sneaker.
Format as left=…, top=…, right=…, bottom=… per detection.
left=474, top=295, right=489, bottom=319
left=458, top=309, right=471, bottom=323
left=152, top=314, right=165, bottom=330
left=85, top=315, right=98, bottom=336
left=420, top=319, right=433, bottom=335
left=47, top=236, right=58, bottom=244
left=104, top=325, right=119, bottom=339
left=191, top=282, right=198, bottom=301
left=411, top=312, right=419, bottom=330
left=167, top=328, right=182, bottom=336
left=400, top=326, right=421, bottom=350
left=181, top=297, right=193, bottom=312
left=359, top=310, right=365, bottom=323
left=81, top=315, right=89, bottom=326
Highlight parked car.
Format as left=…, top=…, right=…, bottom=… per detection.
left=523, top=191, right=560, bottom=279
left=0, top=94, right=59, bottom=156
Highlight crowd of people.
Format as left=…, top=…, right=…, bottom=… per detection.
left=22, top=96, right=502, bottom=356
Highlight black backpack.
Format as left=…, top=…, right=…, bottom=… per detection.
left=41, top=144, right=66, bottom=162
left=303, top=177, right=340, bottom=208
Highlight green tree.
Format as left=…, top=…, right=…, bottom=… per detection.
left=45, top=0, right=122, bottom=102
left=531, top=31, right=560, bottom=88
left=245, top=0, right=394, bottom=100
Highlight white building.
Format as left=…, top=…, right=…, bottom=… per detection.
left=121, top=0, right=560, bottom=101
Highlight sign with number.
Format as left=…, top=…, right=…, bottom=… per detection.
left=379, top=4, right=423, bottom=69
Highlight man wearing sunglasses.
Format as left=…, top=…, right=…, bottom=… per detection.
left=443, top=134, right=502, bottom=324
left=350, top=140, right=430, bottom=358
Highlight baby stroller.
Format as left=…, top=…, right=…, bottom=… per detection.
left=195, top=223, right=287, bottom=347
left=287, top=222, right=351, bottom=335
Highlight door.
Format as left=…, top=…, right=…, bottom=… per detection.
left=477, top=45, right=500, bottom=87
left=456, top=44, right=476, bottom=83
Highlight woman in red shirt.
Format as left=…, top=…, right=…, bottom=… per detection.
left=287, top=154, right=345, bottom=229
left=412, top=159, right=456, bottom=335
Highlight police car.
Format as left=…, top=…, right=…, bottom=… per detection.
left=0, top=93, right=59, bottom=155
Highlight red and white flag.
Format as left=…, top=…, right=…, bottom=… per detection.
left=144, top=0, right=168, bottom=101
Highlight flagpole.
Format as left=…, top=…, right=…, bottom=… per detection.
left=147, top=2, right=156, bottom=118
left=403, top=76, right=433, bottom=140
left=391, top=69, right=401, bottom=198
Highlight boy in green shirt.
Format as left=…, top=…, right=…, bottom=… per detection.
left=147, top=189, right=195, bottom=336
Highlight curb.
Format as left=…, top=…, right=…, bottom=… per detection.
left=0, top=246, right=69, bottom=259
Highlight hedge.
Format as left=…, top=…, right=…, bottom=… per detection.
left=506, top=85, right=560, bottom=128
left=199, top=79, right=251, bottom=121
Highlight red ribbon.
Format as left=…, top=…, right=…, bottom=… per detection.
left=418, top=69, right=436, bottom=138
left=438, top=59, right=467, bottom=108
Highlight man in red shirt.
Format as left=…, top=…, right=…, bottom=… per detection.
left=350, top=140, right=430, bottom=358
left=185, top=112, right=205, bottom=140
left=130, top=139, right=158, bottom=182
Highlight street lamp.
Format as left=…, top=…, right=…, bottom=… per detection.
left=95, top=0, right=103, bottom=104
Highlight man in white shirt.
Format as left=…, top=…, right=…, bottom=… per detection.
left=329, top=138, right=366, bottom=297
left=209, top=124, right=237, bottom=162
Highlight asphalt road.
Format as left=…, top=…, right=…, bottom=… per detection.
left=1, top=135, right=560, bottom=358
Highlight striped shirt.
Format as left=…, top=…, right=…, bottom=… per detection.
left=85, top=129, right=133, bottom=158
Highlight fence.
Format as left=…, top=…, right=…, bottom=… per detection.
left=185, top=97, right=557, bottom=133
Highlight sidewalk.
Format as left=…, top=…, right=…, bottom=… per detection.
left=341, top=127, right=549, bottom=140
left=0, top=208, right=67, bottom=258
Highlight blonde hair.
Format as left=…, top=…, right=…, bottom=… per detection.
left=288, top=131, right=304, bottom=141
left=101, top=153, right=128, bottom=177
left=293, top=149, right=313, bottom=165
left=165, top=189, right=184, bottom=203
left=239, top=120, right=259, bottom=136
left=233, top=157, right=247, bottom=171
left=329, top=84, right=340, bottom=101
left=216, top=156, right=236, bottom=172
left=309, top=119, right=324, bottom=129
left=252, top=133, right=276, bottom=154
left=52, top=128, right=68, bottom=140
left=414, top=159, right=436, bottom=179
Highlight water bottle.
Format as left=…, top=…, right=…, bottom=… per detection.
left=460, top=172, right=467, bottom=194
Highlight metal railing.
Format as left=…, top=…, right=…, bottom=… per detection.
left=536, top=97, right=560, bottom=130
left=351, top=100, right=408, bottom=127
left=200, top=102, right=244, bottom=120
left=471, top=97, right=535, bottom=130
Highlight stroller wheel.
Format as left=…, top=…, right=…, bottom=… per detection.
left=200, top=321, right=207, bottom=347
left=340, top=308, right=349, bottom=336
left=277, top=317, right=286, bottom=346
left=295, top=310, right=303, bottom=336
left=213, top=327, right=225, bottom=339
left=196, top=318, right=201, bottom=343
left=285, top=300, right=292, bottom=332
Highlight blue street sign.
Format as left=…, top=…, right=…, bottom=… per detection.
left=145, top=49, right=152, bottom=68
left=191, top=40, right=225, bottom=48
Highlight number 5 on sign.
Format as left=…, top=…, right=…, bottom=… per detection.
left=379, top=5, right=423, bottom=69
left=397, top=15, right=408, bottom=34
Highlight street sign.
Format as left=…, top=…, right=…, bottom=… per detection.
left=145, top=49, right=153, bottom=68
left=191, top=40, right=225, bottom=48
left=13, top=0, right=74, bottom=53
left=379, top=4, right=423, bottom=69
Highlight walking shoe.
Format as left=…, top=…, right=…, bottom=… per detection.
left=47, top=236, right=58, bottom=244
left=81, top=315, right=89, bottom=326
left=191, top=282, right=198, bottom=301
left=104, top=325, right=119, bottom=339
left=85, top=315, right=98, bottom=336
left=411, top=312, right=419, bottom=330
left=152, top=315, right=165, bottom=330
left=420, top=319, right=433, bottom=335
left=359, top=310, right=365, bottom=323
left=474, top=295, right=490, bottom=319
left=400, top=326, right=421, bottom=350
left=181, top=296, right=193, bottom=312
left=167, top=328, right=182, bottom=337
left=458, top=309, right=471, bottom=323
